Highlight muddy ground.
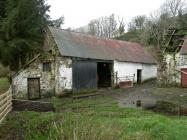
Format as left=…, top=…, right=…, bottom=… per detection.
left=108, top=80, right=187, bottom=107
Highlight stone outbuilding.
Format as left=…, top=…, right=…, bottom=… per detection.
left=162, top=36, right=187, bottom=87
left=12, top=27, right=157, bottom=99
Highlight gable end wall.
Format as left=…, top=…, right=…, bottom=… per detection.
left=12, top=58, right=55, bottom=99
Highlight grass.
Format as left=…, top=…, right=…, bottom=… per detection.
left=0, top=77, right=10, bottom=94
left=0, top=64, right=9, bottom=77
left=0, top=95, right=187, bottom=140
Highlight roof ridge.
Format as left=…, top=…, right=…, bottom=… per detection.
left=49, top=26, right=157, bottom=64
left=48, top=26, right=140, bottom=45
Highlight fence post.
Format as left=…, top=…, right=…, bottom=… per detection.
left=115, top=71, right=118, bottom=86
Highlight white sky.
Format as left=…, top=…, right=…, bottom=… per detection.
left=47, top=0, right=166, bottom=29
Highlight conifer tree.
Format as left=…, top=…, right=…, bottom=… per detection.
left=0, top=0, right=50, bottom=70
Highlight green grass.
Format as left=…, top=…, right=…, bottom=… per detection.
left=0, top=77, right=10, bottom=94
left=1, top=96, right=187, bottom=140
left=0, top=64, right=9, bottom=77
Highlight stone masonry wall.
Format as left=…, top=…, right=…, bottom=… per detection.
left=55, top=57, right=72, bottom=94
left=12, top=57, right=55, bottom=99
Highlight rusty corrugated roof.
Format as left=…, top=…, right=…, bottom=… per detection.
left=49, top=27, right=156, bottom=64
left=180, top=37, right=187, bottom=55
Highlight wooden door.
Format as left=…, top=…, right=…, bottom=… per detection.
left=28, top=78, right=40, bottom=99
left=73, top=60, right=97, bottom=91
left=181, top=68, right=187, bottom=88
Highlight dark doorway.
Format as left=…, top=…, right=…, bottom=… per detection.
left=28, top=78, right=40, bottom=100
left=97, top=62, right=112, bottom=87
left=137, top=69, right=142, bottom=84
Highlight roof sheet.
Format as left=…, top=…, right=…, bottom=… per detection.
left=180, top=37, right=187, bottom=55
left=49, top=27, right=157, bottom=64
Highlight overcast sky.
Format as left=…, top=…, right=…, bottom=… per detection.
left=47, top=0, right=166, bottom=29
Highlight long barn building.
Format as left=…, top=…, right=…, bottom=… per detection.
left=12, top=27, right=157, bottom=99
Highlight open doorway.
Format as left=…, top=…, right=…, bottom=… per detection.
left=137, top=69, right=142, bottom=84
left=97, top=62, right=112, bottom=87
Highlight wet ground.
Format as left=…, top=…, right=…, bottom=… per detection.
left=38, top=80, right=187, bottom=108
left=109, top=80, right=187, bottom=107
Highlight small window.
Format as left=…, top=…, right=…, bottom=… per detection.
left=49, top=50, right=52, bottom=54
left=43, top=62, right=51, bottom=72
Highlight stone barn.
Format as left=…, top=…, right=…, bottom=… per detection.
left=162, top=36, right=187, bottom=87
left=12, top=27, right=157, bottom=99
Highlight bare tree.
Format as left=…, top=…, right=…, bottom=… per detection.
left=128, top=15, right=146, bottom=31
left=161, top=0, right=186, bottom=17
left=117, top=17, right=125, bottom=36
left=88, top=20, right=97, bottom=35
left=144, top=0, right=186, bottom=86
left=50, top=16, right=64, bottom=28
left=88, top=14, right=117, bottom=38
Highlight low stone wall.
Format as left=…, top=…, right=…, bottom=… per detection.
left=12, top=99, right=55, bottom=112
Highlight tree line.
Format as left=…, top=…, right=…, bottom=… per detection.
left=0, top=0, right=63, bottom=71
left=76, top=0, right=187, bottom=47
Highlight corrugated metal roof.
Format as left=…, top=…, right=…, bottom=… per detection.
left=49, top=27, right=157, bottom=64
left=180, top=37, right=187, bottom=55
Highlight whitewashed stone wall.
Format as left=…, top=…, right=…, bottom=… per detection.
left=142, top=64, right=158, bottom=81
left=12, top=56, right=74, bottom=98
left=12, top=70, right=28, bottom=97
left=12, top=56, right=158, bottom=98
left=164, top=53, right=181, bottom=83
left=114, top=61, right=157, bottom=83
left=55, top=57, right=72, bottom=94
left=12, top=59, right=55, bottom=99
